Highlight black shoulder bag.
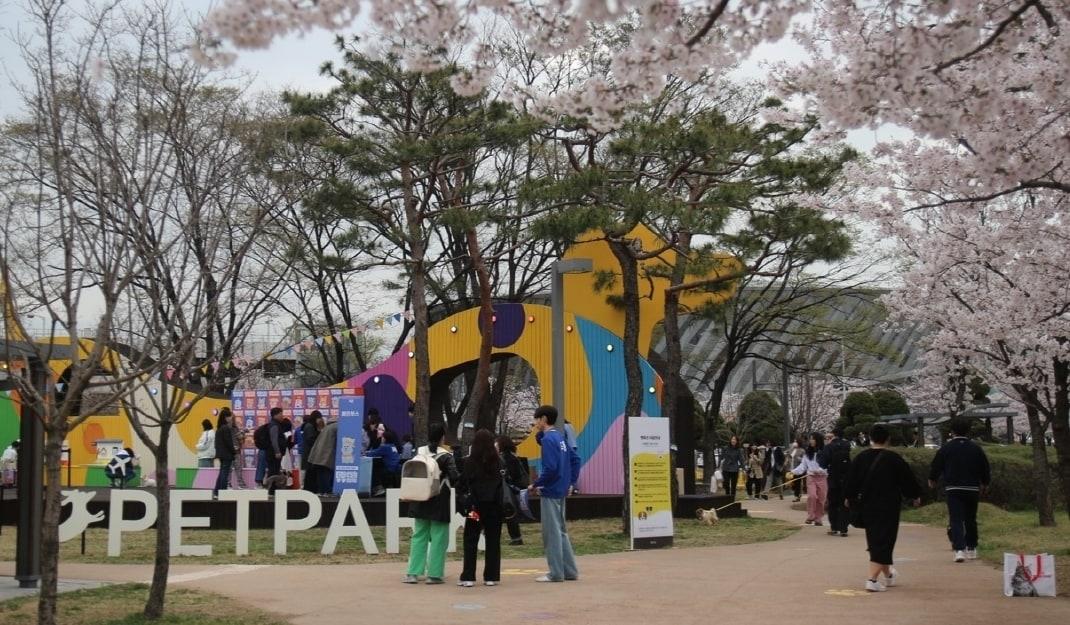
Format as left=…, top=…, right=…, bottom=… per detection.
left=849, top=450, right=885, bottom=530
left=498, top=470, right=518, bottom=520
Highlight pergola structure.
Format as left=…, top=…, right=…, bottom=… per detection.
left=879, top=402, right=1018, bottom=447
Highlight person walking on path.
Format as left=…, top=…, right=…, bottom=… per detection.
left=845, top=423, right=921, bottom=592
left=529, top=405, right=581, bottom=583
left=196, top=419, right=216, bottom=468
left=403, top=423, right=460, bottom=585
left=787, top=439, right=805, bottom=502
left=765, top=441, right=785, bottom=500
left=928, top=419, right=991, bottom=563
left=719, top=436, right=743, bottom=499
left=822, top=427, right=853, bottom=537
left=746, top=447, right=765, bottom=500
left=457, top=429, right=505, bottom=587
left=791, top=432, right=828, bottom=526
left=496, top=435, right=529, bottom=546
left=213, top=408, right=236, bottom=498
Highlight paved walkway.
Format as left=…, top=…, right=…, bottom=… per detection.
left=2, top=498, right=1067, bottom=623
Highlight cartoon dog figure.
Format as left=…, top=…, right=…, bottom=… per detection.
left=1010, top=563, right=1039, bottom=597
left=696, top=507, right=719, bottom=526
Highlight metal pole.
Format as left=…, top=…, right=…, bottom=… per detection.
left=15, top=359, right=44, bottom=588
left=551, top=264, right=564, bottom=414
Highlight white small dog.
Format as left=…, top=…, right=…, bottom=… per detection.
left=696, top=507, right=719, bottom=526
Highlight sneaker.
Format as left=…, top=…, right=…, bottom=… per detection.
left=865, top=579, right=887, bottom=593
left=484, top=581, right=499, bottom=586
left=840, top=531, right=849, bottom=537
left=402, top=575, right=420, bottom=584
left=954, top=550, right=966, bottom=563
left=535, top=575, right=562, bottom=583
left=965, top=549, right=978, bottom=560
left=509, top=538, right=524, bottom=546
left=457, top=581, right=474, bottom=587
left=827, top=530, right=839, bottom=536
left=814, top=521, right=824, bottom=526
left=425, top=577, right=444, bottom=585
left=565, top=576, right=579, bottom=581
left=885, top=568, right=898, bottom=587
left=793, top=497, right=801, bottom=502
left=804, top=520, right=814, bottom=525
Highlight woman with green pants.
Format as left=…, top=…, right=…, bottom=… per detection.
left=403, top=423, right=460, bottom=584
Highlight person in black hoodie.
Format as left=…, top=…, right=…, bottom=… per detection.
left=457, top=429, right=505, bottom=587
left=403, top=423, right=460, bottom=585
left=212, top=408, right=236, bottom=498
left=928, top=419, right=991, bottom=562
left=846, top=424, right=921, bottom=592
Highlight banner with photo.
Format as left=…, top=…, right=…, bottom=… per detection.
left=628, top=417, right=674, bottom=549
left=333, top=396, right=365, bottom=494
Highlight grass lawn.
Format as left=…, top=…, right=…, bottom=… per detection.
left=903, top=503, right=1070, bottom=596
left=0, top=516, right=796, bottom=566
left=0, top=583, right=289, bottom=625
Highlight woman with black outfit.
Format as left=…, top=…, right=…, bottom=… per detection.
left=496, top=435, right=529, bottom=546
left=845, top=423, right=921, bottom=592
left=718, top=435, right=743, bottom=499
left=212, top=408, right=236, bottom=498
left=457, top=429, right=505, bottom=587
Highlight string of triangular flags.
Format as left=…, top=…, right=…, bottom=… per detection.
left=184, top=310, right=414, bottom=375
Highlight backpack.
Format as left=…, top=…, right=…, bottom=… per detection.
left=399, top=446, right=448, bottom=502
left=253, top=423, right=272, bottom=450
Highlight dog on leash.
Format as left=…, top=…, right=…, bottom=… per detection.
left=696, top=507, right=719, bottom=526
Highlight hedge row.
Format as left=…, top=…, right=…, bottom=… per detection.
left=861, top=444, right=1061, bottom=511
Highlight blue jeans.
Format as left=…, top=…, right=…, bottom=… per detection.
left=213, top=458, right=232, bottom=496
left=255, top=449, right=267, bottom=484
left=540, top=496, right=578, bottom=581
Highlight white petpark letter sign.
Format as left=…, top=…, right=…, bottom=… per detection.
left=57, top=488, right=468, bottom=556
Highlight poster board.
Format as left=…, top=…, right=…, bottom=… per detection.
left=230, top=387, right=361, bottom=469
left=628, top=417, right=673, bottom=549
left=333, top=396, right=365, bottom=494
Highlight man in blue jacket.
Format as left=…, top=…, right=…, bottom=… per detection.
left=529, top=405, right=581, bottom=583
left=929, top=419, right=991, bottom=562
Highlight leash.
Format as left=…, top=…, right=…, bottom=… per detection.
left=711, top=473, right=807, bottom=513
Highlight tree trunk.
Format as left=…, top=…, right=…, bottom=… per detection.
left=1021, top=398, right=1056, bottom=526
left=461, top=227, right=494, bottom=449
left=482, top=358, right=511, bottom=433
left=663, top=232, right=691, bottom=492
left=144, top=421, right=172, bottom=619
left=702, top=374, right=731, bottom=493
left=37, top=420, right=67, bottom=625
left=402, top=160, right=431, bottom=445
left=608, top=238, right=643, bottom=534
left=1049, top=359, right=1070, bottom=522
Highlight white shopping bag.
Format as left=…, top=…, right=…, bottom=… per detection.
left=1003, top=553, right=1057, bottom=597
left=712, top=470, right=724, bottom=493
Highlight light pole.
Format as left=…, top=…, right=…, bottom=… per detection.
left=551, top=259, right=593, bottom=413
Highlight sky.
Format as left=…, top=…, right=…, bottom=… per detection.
left=0, top=1, right=905, bottom=343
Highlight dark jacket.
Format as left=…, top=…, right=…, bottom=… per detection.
left=299, top=421, right=319, bottom=469
left=458, top=456, right=504, bottom=507
left=929, top=437, right=991, bottom=492
left=846, top=448, right=921, bottom=515
left=719, top=446, right=744, bottom=473
left=821, top=438, right=852, bottom=487
left=411, top=446, right=460, bottom=524
left=214, top=424, right=236, bottom=462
